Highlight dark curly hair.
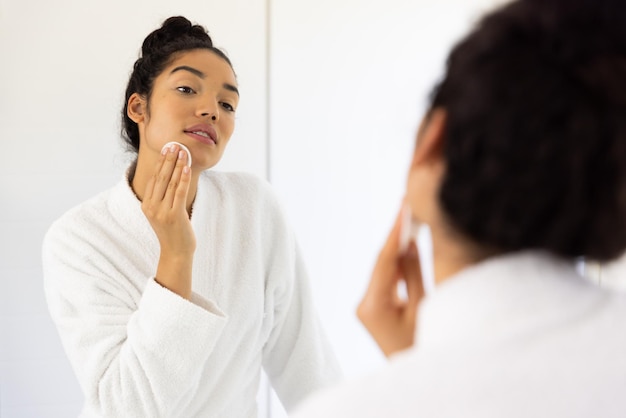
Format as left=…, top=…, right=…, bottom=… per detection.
left=121, top=16, right=233, bottom=152
left=430, top=0, right=626, bottom=261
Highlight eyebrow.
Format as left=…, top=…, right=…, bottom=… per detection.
left=170, top=65, right=205, bottom=79
left=223, top=83, right=240, bottom=97
left=170, top=65, right=240, bottom=97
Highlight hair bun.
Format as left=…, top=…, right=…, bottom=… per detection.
left=141, top=16, right=213, bottom=57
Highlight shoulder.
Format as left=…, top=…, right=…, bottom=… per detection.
left=201, top=170, right=272, bottom=195
left=197, top=171, right=298, bottom=255
left=44, top=189, right=113, bottom=244
left=42, top=177, right=136, bottom=261
left=199, top=170, right=284, bottom=213
left=41, top=189, right=116, bottom=287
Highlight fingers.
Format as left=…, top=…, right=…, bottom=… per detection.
left=162, top=148, right=189, bottom=209
left=397, top=202, right=424, bottom=311
left=359, top=205, right=416, bottom=318
left=369, top=204, right=420, bottom=296
left=400, top=241, right=424, bottom=315
left=382, top=206, right=404, bottom=258
left=151, top=145, right=181, bottom=204
left=171, top=158, right=191, bottom=212
left=145, top=144, right=190, bottom=208
left=357, top=204, right=425, bottom=357
left=367, top=208, right=405, bottom=295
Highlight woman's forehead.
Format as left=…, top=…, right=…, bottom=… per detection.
left=164, top=49, right=237, bottom=85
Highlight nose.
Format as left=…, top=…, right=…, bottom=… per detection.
left=197, top=97, right=219, bottom=121
left=200, top=111, right=218, bottom=122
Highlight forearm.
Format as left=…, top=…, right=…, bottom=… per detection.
left=47, top=276, right=227, bottom=416
left=155, top=252, right=194, bottom=300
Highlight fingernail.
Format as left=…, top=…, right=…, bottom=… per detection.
left=178, top=150, right=184, bottom=160
left=183, top=166, right=190, bottom=174
left=161, top=146, right=168, bottom=155
left=169, top=145, right=177, bottom=153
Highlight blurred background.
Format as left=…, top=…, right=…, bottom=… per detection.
left=2, top=0, right=625, bottom=416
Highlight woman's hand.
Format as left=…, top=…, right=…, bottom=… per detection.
left=141, top=144, right=196, bottom=299
left=357, top=207, right=424, bottom=357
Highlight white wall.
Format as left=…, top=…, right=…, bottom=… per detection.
left=0, top=1, right=268, bottom=416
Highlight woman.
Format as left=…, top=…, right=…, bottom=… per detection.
left=293, top=0, right=626, bottom=416
left=43, top=16, right=339, bottom=417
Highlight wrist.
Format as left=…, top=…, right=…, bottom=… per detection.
left=155, top=253, right=194, bottom=300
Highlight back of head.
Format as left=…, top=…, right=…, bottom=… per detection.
left=430, top=0, right=626, bottom=261
left=121, top=16, right=232, bottom=152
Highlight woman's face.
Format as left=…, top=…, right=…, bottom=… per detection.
left=134, top=49, right=239, bottom=170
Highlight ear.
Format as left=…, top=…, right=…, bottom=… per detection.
left=411, top=108, right=446, bottom=168
left=127, top=93, right=147, bottom=124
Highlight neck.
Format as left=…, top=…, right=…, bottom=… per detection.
left=428, top=218, right=494, bottom=285
left=129, top=158, right=199, bottom=214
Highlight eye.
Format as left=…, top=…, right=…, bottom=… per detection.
left=220, top=102, right=235, bottom=112
left=176, top=86, right=195, bottom=94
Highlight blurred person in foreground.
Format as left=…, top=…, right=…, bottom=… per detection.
left=293, top=0, right=626, bottom=416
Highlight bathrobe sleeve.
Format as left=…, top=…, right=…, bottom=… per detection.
left=256, top=183, right=342, bottom=412
left=42, top=217, right=228, bottom=417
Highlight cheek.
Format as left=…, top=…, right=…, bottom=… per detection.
left=220, top=118, right=236, bottom=141
left=145, top=105, right=173, bottom=135
left=143, top=120, right=162, bottom=142
left=142, top=118, right=175, bottom=151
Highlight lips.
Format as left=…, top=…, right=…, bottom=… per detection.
left=184, top=124, right=217, bottom=145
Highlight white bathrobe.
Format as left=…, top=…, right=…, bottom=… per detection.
left=43, top=170, right=340, bottom=417
left=292, top=251, right=626, bottom=418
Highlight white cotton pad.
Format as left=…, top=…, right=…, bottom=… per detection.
left=399, top=204, right=436, bottom=296
left=162, top=141, right=192, bottom=167
left=399, top=203, right=420, bottom=253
